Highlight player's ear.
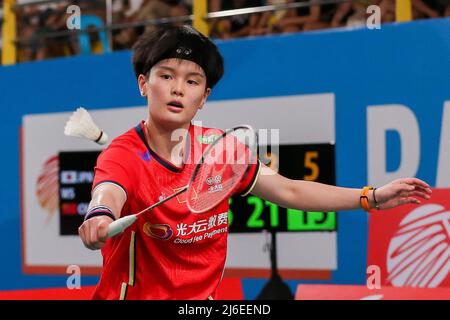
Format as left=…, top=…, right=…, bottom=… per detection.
left=198, top=88, right=211, bottom=110
left=138, top=74, right=148, bottom=97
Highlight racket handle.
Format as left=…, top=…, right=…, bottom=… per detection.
left=107, top=215, right=137, bottom=238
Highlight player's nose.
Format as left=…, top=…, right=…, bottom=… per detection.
left=171, top=79, right=184, bottom=97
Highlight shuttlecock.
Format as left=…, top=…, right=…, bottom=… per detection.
left=64, top=107, right=108, bottom=145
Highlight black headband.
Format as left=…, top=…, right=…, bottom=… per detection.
left=154, top=44, right=208, bottom=78
left=133, top=25, right=224, bottom=89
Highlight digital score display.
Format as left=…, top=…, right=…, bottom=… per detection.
left=57, top=144, right=336, bottom=235
left=59, top=151, right=101, bottom=235
left=228, top=143, right=336, bottom=233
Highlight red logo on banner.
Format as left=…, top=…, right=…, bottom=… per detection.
left=368, top=188, right=450, bottom=288
left=36, top=155, right=59, bottom=217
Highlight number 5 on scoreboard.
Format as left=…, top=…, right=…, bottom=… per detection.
left=304, top=151, right=319, bottom=181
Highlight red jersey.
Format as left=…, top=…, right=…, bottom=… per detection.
left=91, top=121, right=260, bottom=300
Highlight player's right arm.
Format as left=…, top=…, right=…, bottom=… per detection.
left=78, top=183, right=127, bottom=250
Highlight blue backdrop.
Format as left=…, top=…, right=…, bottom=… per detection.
left=0, top=18, right=449, bottom=299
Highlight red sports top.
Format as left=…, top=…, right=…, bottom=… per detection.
left=91, top=121, right=260, bottom=300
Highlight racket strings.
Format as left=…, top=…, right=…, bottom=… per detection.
left=187, top=127, right=257, bottom=213
left=189, top=165, right=247, bottom=212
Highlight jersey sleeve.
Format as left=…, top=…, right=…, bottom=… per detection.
left=92, top=145, right=134, bottom=199
left=233, top=159, right=261, bottom=197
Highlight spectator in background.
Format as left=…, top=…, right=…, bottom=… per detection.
left=16, top=4, right=45, bottom=62
left=302, top=0, right=337, bottom=31
left=135, top=0, right=172, bottom=33
left=114, top=0, right=166, bottom=49
left=17, top=1, right=112, bottom=61
left=114, top=0, right=190, bottom=50
left=271, top=0, right=336, bottom=33
left=346, top=0, right=374, bottom=27
left=17, top=4, right=75, bottom=61
left=112, top=0, right=145, bottom=23
left=444, top=0, right=450, bottom=16
left=74, top=0, right=106, bottom=21
left=329, top=0, right=379, bottom=28
left=439, top=0, right=450, bottom=16
left=34, top=6, right=75, bottom=60
left=250, top=0, right=289, bottom=36
left=379, top=0, right=440, bottom=23
left=411, top=0, right=440, bottom=19
left=330, top=2, right=353, bottom=28
left=16, top=6, right=39, bottom=62
left=209, top=0, right=262, bottom=39
left=112, top=0, right=150, bottom=50
left=378, top=0, right=395, bottom=23
left=169, top=0, right=191, bottom=26
left=208, top=0, right=222, bottom=38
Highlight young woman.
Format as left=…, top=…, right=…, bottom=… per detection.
left=78, top=25, right=432, bottom=300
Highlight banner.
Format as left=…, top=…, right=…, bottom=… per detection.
left=368, top=188, right=450, bottom=288
left=296, top=284, right=450, bottom=300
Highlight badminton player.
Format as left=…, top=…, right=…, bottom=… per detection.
left=78, top=25, right=432, bottom=300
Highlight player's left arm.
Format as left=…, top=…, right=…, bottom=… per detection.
left=250, top=163, right=432, bottom=212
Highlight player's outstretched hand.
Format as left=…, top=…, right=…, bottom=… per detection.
left=375, top=178, right=432, bottom=210
left=78, top=216, right=113, bottom=250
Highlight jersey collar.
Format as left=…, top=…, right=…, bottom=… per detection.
left=134, top=121, right=191, bottom=173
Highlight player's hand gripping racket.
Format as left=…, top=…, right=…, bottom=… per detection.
left=107, top=125, right=258, bottom=238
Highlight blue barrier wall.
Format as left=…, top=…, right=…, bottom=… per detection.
left=0, top=18, right=449, bottom=297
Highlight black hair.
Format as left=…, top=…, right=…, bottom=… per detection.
left=132, top=25, right=224, bottom=89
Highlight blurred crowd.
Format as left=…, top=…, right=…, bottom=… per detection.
left=209, top=0, right=450, bottom=38
left=1, top=0, right=449, bottom=63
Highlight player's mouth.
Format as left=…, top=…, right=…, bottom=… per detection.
left=167, top=100, right=184, bottom=113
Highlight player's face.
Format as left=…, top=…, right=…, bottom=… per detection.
left=140, top=59, right=210, bottom=129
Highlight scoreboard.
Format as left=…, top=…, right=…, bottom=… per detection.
left=58, top=144, right=336, bottom=235
left=229, top=143, right=336, bottom=233
left=59, top=151, right=99, bottom=235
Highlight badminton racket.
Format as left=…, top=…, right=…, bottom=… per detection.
left=107, top=125, right=258, bottom=238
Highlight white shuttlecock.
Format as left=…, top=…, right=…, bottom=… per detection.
left=64, top=107, right=108, bottom=145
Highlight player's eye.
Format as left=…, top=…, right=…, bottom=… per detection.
left=161, top=74, right=172, bottom=80
left=187, top=79, right=199, bottom=85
